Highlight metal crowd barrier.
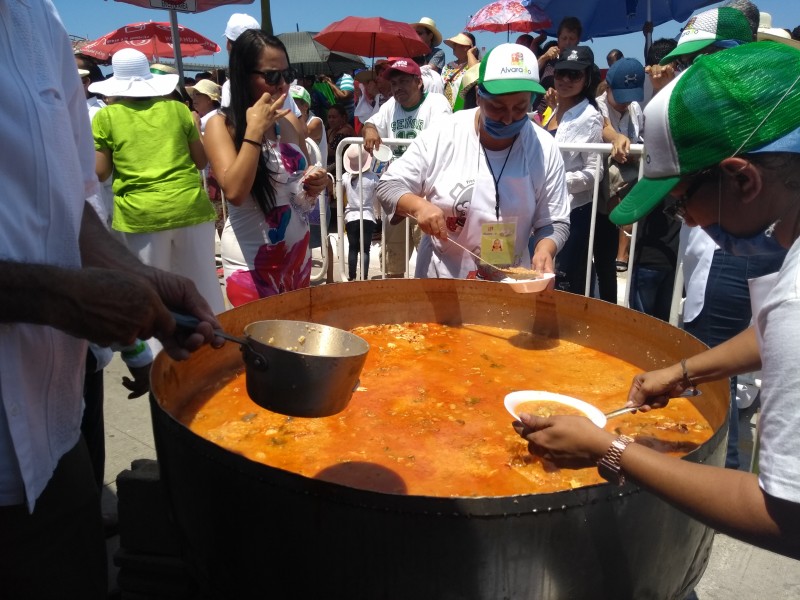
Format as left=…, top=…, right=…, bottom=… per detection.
left=328, top=137, right=688, bottom=324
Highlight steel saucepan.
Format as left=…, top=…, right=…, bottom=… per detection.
left=172, top=312, right=369, bottom=418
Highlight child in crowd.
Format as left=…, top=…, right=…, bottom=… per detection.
left=342, top=144, right=380, bottom=280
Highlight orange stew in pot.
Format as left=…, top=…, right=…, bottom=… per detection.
left=178, top=323, right=714, bottom=497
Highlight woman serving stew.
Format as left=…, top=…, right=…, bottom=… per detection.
left=376, top=44, right=570, bottom=280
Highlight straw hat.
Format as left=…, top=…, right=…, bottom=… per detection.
left=89, top=49, right=178, bottom=98
left=444, top=33, right=473, bottom=49
left=354, top=68, right=376, bottom=84
left=343, top=144, right=373, bottom=174
left=410, top=17, right=443, bottom=47
left=757, top=12, right=800, bottom=49
left=187, top=78, right=221, bottom=103
left=150, top=63, right=178, bottom=75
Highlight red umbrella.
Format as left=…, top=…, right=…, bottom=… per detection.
left=314, top=17, right=430, bottom=59
left=80, top=21, right=220, bottom=62
left=466, top=0, right=552, bottom=39
left=114, top=0, right=254, bottom=11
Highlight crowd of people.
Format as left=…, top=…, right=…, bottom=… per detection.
left=3, top=0, right=800, bottom=595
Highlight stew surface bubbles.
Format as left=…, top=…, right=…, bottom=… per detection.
left=179, top=323, right=713, bottom=496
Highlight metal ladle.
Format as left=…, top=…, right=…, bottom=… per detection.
left=407, top=216, right=511, bottom=279
left=604, top=388, right=703, bottom=420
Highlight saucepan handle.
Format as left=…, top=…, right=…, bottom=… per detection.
left=170, top=311, right=250, bottom=347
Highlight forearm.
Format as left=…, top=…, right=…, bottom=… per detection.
left=619, top=441, right=800, bottom=557
left=0, top=260, right=80, bottom=327
left=683, top=326, right=762, bottom=386
left=395, top=193, right=428, bottom=223
left=531, top=221, right=569, bottom=255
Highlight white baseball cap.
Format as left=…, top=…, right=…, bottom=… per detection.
left=478, top=43, right=544, bottom=95
left=224, top=13, right=260, bottom=42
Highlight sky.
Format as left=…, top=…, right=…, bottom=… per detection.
left=53, top=0, right=798, bottom=73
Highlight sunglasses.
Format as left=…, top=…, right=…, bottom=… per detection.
left=251, top=68, right=296, bottom=86
left=554, top=69, right=584, bottom=81
left=663, top=168, right=718, bottom=223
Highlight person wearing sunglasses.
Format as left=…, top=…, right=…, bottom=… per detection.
left=219, top=13, right=304, bottom=124
left=515, top=41, right=800, bottom=560
left=204, top=30, right=328, bottom=307
left=538, top=45, right=604, bottom=297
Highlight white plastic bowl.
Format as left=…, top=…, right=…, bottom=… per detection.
left=502, top=272, right=555, bottom=293
left=504, top=390, right=607, bottom=427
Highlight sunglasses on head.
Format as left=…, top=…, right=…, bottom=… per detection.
left=251, top=67, right=296, bottom=86
left=554, top=69, right=584, bottom=81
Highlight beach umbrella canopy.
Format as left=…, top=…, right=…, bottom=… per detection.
left=466, top=0, right=552, bottom=38
left=277, top=31, right=366, bottom=77
left=109, top=0, right=254, bottom=80
left=314, top=17, right=430, bottom=59
left=114, top=0, right=254, bottom=11
left=80, top=21, right=220, bottom=62
left=526, top=0, right=719, bottom=40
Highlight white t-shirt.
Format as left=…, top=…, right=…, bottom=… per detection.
left=756, top=236, right=800, bottom=503
left=343, top=172, right=379, bottom=223
left=366, top=92, right=452, bottom=158
left=377, top=108, right=570, bottom=279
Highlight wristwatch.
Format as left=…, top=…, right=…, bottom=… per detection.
left=597, top=435, right=635, bottom=485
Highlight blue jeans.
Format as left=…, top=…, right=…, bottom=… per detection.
left=345, top=219, right=376, bottom=280
left=553, top=203, right=593, bottom=295
left=630, top=266, right=675, bottom=322
left=683, top=249, right=786, bottom=469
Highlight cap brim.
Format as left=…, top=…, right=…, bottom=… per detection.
left=482, top=79, right=546, bottom=95
left=756, top=32, right=800, bottom=50
left=553, top=59, right=591, bottom=71
left=609, top=176, right=680, bottom=225
left=659, top=39, right=713, bottom=65
left=610, top=87, right=644, bottom=103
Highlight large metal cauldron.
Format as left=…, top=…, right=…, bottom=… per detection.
left=150, top=280, right=729, bottom=600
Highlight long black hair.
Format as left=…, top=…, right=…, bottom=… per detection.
left=223, top=29, right=292, bottom=215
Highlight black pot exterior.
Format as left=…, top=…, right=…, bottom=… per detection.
left=150, top=280, right=729, bottom=599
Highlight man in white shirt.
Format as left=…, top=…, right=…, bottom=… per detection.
left=362, top=58, right=451, bottom=276
left=0, top=2, right=221, bottom=596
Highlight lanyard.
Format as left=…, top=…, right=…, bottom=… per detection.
left=481, top=135, right=517, bottom=220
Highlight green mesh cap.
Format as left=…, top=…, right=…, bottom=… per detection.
left=611, top=42, right=800, bottom=226
left=660, top=7, right=753, bottom=65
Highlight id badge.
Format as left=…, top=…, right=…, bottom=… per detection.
left=481, top=219, right=516, bottom=266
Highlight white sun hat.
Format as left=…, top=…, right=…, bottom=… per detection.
left=88, top=48, right=178, bottom=98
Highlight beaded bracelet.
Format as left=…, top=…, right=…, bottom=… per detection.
left=680, top=358, right=697, bottom=389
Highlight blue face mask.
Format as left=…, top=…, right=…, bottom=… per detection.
left=702, top=221, right=785, bottom=256
left=482, top=114, right=529, bottom=139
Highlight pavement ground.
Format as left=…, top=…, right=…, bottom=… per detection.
left=99, top=238, right=800, bottom=597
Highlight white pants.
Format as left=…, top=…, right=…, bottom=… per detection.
left=121, top=222, right=226, bottom=315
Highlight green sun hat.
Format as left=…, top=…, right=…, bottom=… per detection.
left=610, top=42, right=800, bottom=226
left=660, top=7, right=753, bottom=66
left=478, top=43, right=545, bottom=96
